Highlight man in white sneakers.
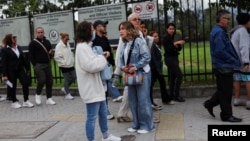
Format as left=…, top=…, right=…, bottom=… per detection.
left=28, top=27, right=56, bottom=105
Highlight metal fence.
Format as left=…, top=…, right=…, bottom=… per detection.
left=144, top=0, right=248, bottom=85
left=24, top=0, right=248, bottom=86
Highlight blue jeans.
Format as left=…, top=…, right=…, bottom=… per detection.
left=85, top=100, right=109, bottom=141
left=128, top=71, right=154, bottom=131
left=107, top=79, right=122, bottom=99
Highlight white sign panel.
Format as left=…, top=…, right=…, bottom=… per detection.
left=78, top=3, right=126, bottom=43
left=33, top=10, right=74, bottom=47
left=0, top=16, right=31, bottom=47
left=132, top=1, right=158, bottom=19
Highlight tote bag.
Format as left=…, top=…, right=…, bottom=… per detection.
left=92, top=46, right=113, bottom=81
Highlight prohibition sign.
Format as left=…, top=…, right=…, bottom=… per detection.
left=146, top=2, right=155, bottom=12
left=134, top=4, right=142, bottom=13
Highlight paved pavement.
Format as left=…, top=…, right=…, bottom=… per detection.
left=0, top=89, right=250, bottom=141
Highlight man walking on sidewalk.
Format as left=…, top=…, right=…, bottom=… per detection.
left=203, top=10, right=242, bottom=122
left=28, top=27, right=56, bottom=105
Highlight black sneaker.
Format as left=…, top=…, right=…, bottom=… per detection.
left=174, top=96, right=185, bottom=102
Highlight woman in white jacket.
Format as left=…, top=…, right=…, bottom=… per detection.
left=231, top=13, right=250, bottom=109
left=75, top=21, right=121, bottom=141
left=54, top=32, right=75, bottom=100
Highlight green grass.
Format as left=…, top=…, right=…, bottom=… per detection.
left=28, top=41, right=215, bottom=87
left=159, top=41, right=215, bottom=85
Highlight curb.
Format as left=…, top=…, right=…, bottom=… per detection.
left=0, top=85, right=218, bottom=98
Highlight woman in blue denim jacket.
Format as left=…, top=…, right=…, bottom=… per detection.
left=118, top=21, right=155, bottom=134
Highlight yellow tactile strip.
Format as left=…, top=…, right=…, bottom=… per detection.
left=156, top=113, right=185, bottom=140
left=51, top=113, right=185, bottom=140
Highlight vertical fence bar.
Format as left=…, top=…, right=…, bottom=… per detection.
left=194, top=0, right=200, bottom=81
left=187, top=0, right=194, bottom=82
left=201, top=0, right=207, bottom=80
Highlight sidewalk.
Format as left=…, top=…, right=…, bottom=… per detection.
left=0, top=94, right=249, bottom=141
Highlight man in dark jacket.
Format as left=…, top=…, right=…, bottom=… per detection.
left=29, top=27, right=56, bottom=105
left=203, top=10, right=242, bottom=122
left=92, top=20, right=123, bottom=120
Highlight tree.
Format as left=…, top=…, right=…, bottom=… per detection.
left=220, top=0, right=250, bottom=12
left=2, top=0, right=61, bottom=17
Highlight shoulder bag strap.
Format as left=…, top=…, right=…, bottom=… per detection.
left=33, top=39, right=50, bottom=59
left=126, top=37, right=137, bottom=65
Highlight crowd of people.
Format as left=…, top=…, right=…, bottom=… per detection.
left=0, top=10, right=249, bottom=141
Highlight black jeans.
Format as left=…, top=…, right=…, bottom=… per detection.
left=206, top=69, right=234, bottom=120
left=165, top=56, right=183, bottom=99
left=7, top=69, right=29, bottom=102
left=150, top=69, right=172, bottom=104
left=34, top=63, right=53, bottom=98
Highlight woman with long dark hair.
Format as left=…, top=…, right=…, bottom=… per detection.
left=149, top=31, right=175, bottom=109
left=163, top=23, right=186, bottom=102
left=75, top=21, right=121, bottom=141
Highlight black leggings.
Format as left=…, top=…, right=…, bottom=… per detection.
left=150, top=69, right=172, bottom=105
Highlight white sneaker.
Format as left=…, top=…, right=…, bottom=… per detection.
left=46, top=98, right=56, bottom=105
left=0, top=96, right=5, bottom=102
left=246, top=101, right=250, bottom=110
left=102, top=134, right=121, bottom=141
left=61, top=88, right=67, bottom=95
left=152, top=105, right=163, bottom=110
left=127, top=128, right=137, bottom=133
left=65, top=93, right=74, bottom=100
left=113, top=96, right=123, bottom=102
left=137, top=128, right=155, bottom=134
left=23, top=100, right=34, bottom=108
left=35, top=94, right=41, bottom=105
left=107, top=114, right=115, bottom=120
left=11, top=101, right=22, bottom=108
left=233, top=98, right=246, bottom=106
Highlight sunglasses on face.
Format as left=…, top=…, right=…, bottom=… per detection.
left=132, top=18, right=141, bottom=21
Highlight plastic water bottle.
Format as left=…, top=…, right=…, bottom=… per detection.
left=112, top=75, right=120, bottom=87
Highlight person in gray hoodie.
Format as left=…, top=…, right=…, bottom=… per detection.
left=231, top=13, right=250, bottom=109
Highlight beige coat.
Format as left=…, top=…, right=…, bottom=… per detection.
left=54, top=40, right=74, bottom=68
left=75, top=42, right=106, bottom=103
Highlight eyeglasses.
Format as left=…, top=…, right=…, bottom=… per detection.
left=132, top=18, right=141, bottom=22
left=12, top=36, right=16, bottom=39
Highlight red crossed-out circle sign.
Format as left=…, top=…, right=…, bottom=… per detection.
left=134, top=4, right=142, bottom=13
left=146, top=2, right=155, bottom=12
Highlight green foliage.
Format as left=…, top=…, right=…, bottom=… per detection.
left=220, top=0, right=250, bottom=11
left=163, top=0, right=179, bottom=11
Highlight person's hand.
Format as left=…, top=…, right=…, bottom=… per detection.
left=128, top=66, right=136, bottom=74
left=49, top=49, right=54, bottom=55
left=103, top=51, right=110, bottom=58
left=2, top=76, right=8, bottom=81
left=174, top=40, right=185, bottom=46
left=122, top=66, right=130, bottom=73
left=26, top=70, right=31, bottom=76
left=242, top=65, right=249, bottom=72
